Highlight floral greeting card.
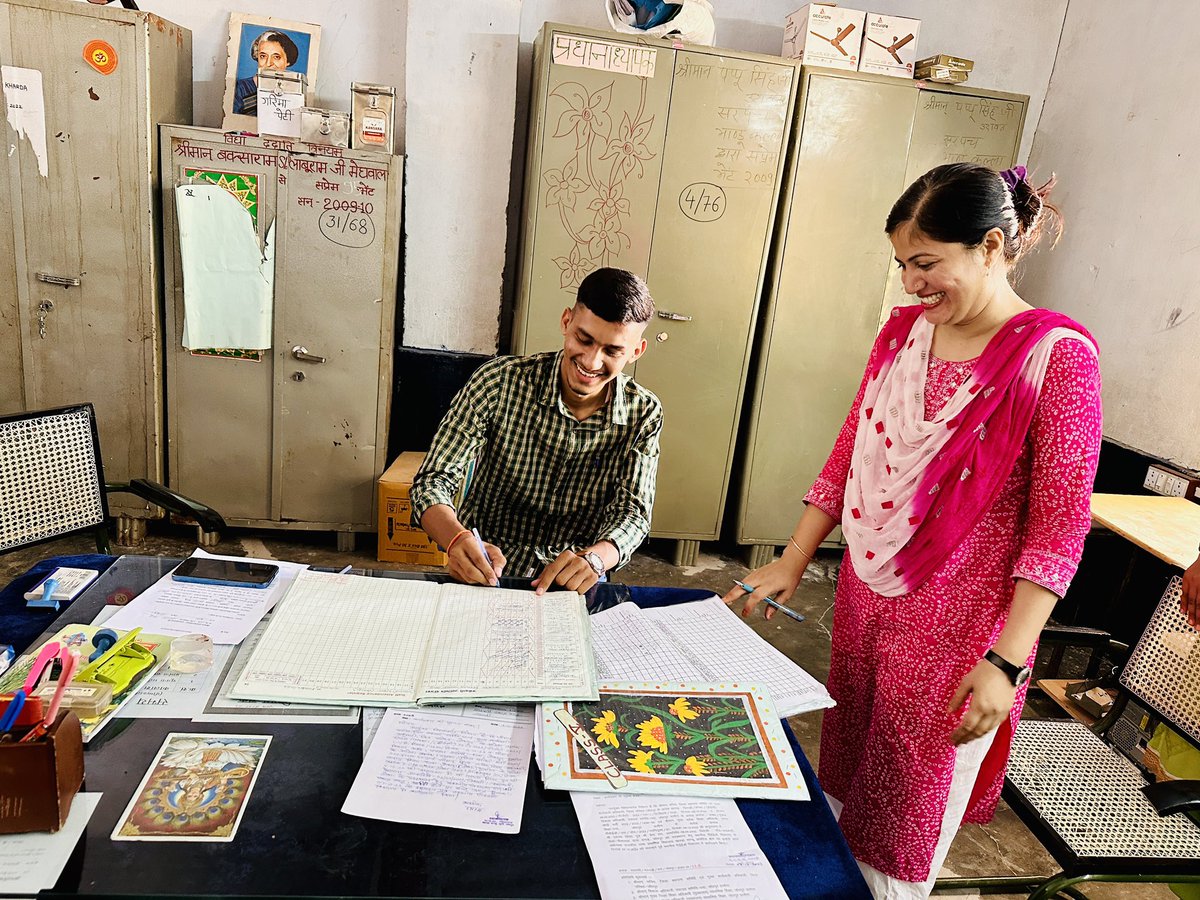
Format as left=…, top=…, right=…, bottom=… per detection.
left=540, top=683, right=809, bottom=800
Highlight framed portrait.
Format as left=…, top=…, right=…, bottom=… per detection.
left=221, top=12, right=321, bottom=132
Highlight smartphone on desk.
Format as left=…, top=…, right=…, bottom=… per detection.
left=171, top=557, right=279, bottom=589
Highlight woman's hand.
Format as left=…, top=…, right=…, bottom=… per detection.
left=721, top=554, right=806, bottom=620
left=1181, top=553, right=1200, bottom=629
left=947, top=659, right=1016, bottom=745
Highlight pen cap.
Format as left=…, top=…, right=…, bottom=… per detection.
left=0, top=711, right=84, bottom=834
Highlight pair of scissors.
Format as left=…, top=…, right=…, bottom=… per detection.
left=18, top=648, right=80, bottom=743
left=0, top=641, right=63, bottom=735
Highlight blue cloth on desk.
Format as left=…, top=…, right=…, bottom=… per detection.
left=0, top=554, right=116, bottom=651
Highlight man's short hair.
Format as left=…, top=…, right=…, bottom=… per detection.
left=576, top=268, right=654, bottom=324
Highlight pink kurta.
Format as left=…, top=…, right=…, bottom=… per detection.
left=806, top=333, right=1102, bottom=882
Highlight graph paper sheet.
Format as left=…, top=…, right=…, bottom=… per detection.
left=589, top=597, right=833, bottom=717
left=229, top=571, right=598, bottom=706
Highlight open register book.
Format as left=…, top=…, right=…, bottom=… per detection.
left=229, top=570, right=599, bottom=706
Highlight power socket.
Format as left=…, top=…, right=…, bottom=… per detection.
left=1144, top=464, right=1200, bottom=499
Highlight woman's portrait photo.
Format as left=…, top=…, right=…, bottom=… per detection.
left=221, top=13, right=321, bottom=131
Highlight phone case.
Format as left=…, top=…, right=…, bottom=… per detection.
left=171, top=573, right=276, bottom=589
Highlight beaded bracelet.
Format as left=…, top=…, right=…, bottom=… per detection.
left=446, top=528, right=473, bottom=553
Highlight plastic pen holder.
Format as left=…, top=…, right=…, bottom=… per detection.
left=0, top=711, right=84, bottom=834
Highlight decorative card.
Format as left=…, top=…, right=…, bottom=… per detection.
left=541, top=683, right=810, bottom=800
left=111, top=733, right=271, bottom=841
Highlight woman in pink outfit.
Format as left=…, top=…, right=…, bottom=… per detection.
left=724, top=163, right=1103, bottom=898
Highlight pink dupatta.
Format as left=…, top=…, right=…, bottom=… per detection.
left=842, top=305, right=1098, bottom=597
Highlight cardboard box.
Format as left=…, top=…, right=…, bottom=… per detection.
left=915, top=65, right=968, bottom=84
left=859, top=12, right=920, bottom=78
left=782, top=4, right=865, bottom=71
left=915, top=53, right=973, bottom=72
left=377, top=452, right=447, bottom=566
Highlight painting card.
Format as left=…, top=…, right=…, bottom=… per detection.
left=541, top=683, right=809, bottom=800
left=111, top=733, right=271, bottom=841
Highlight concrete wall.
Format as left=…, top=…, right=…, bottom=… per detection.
left=1022, top=0, right=1200, bottom=471
left=143, top=0, right=408, bottom=143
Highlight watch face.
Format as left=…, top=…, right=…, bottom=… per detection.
left=1015, top=667, right=1032, bottom=687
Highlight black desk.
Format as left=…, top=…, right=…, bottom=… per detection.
left=15, top=555, right=869, bottom=899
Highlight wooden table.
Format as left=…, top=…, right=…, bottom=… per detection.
left=1089, top=493, right=1200, bottom=570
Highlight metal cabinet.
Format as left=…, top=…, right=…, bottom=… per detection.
left=0, top=0, right=191, bottom=518
left=735, top=68, right=1028, bottom=565
left=160, top=126, right=401, bottom=548
left=513, top=23, right=799, bottom=564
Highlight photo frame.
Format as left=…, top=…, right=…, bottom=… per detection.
left=221, top=12, right=322, bottom=133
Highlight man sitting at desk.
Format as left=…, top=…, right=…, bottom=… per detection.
left=410, top=267, right=663, bottom=595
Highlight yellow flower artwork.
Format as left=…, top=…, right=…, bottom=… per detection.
left=684, top=756, right=709, bottom=776
left=591, top=709, right=619, bottom=748
left=628, top=749, right=655, bottom=773
left=635, top=715, right=669, bottom=753
left=668, top=697, right=698, bottom=722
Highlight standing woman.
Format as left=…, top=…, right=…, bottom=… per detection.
left=724, top=163, right=1102, bottom=898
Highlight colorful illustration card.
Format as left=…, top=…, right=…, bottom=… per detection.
left=0, top=624, right=171, bottom=742
left=541, top=683, right=810, bottom=800
left=111, top=733, right=271, bottom=841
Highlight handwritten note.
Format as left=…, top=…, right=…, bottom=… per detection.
left=551, top=33, right=656, bottom=78
left=0, top=794, right=102, bottom=892
left=342, top=705, right=534, bottom=833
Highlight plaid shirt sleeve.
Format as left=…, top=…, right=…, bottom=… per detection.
left=409, top=361, right=501, bottom=527
left=594, top=396, right=663, bottom=568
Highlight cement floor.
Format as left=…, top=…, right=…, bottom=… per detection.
left=1, top=526, right=1175, bottom=900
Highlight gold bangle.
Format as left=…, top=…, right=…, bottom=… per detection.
left=788, top=536, right=813, bottom=563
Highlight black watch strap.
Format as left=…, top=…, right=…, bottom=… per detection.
left=983, top=649, right=1027, bottom=685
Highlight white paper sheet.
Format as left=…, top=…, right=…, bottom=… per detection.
left=0, top=793, right=101, bottom=892
left=120, top=645, right=234, bottom=718
left=103, top=549, right=306, bottom=644
left=2, top=65, right=48, bottom=176
left=176, top=183, right=274, bottom=350
left=590, top=598, right=833, bottom=717
left=571, top=793, right=789, bottom=900
left=342, top=705, right=534, bottom=833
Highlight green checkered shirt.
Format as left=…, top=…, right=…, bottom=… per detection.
left=410, top=351, right=663, bottom=576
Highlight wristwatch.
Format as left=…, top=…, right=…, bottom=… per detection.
left=578, top=550, right=605, bottom=578
left=983, top=649, right=1032, bottom=687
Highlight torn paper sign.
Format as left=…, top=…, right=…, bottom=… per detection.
left=2, top=65, right=48, bottom=177
left=176, top=183, right=274, bottom=350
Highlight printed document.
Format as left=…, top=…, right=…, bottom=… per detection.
left=342, top=704, right=534, bottom=833
left=0, top=793, right=102, bottom=893
left=230, top=570, right=598, bottom=706
left=571, top=793, right=788, bottom=900
left=104, top=549, right=306, bottom=644
left=590, top=597, right=833, bottom=716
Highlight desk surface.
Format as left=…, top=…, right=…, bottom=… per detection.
left=12, top=555, right=869, bottom=900
left=1090, top=493, right=1200, bottom=570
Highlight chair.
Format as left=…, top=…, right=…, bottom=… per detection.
left=936, top=576, right=1200, bottom=899
left=0, top=404, right=225, bottom=556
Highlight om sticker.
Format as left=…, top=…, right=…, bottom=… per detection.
left=83, top=40, right=118, bottom=76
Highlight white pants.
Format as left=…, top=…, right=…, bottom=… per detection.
left=827, top=727, right=999, bottom=900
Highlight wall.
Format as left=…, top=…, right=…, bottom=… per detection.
left=403, top=0, right=1068, bottom=354
left=1022, top=0, right=1200, bottom=471
left=140, top=0, right=407, bottom=144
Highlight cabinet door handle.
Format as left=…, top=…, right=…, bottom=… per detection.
left=657, top=311, right=692, bottom=322
left=291, top=346, right=327, bottom=363
left=36, top=272, right=81, bottom=287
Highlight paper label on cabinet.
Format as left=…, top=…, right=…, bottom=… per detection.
left=551, top=34, right=656, bottom=78
left=2, top=66, right=48, bottom=176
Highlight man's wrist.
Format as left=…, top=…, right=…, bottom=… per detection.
left=577, top=550, right=605, bottom=577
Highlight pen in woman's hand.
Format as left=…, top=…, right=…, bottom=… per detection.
left=732, top=580, right=806, bottom=624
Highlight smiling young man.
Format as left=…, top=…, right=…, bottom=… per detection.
left=410, top=268, right=662, bottom=595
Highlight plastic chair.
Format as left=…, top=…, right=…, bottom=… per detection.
left=936, top=576, right=1200, bottom=898
left=0, top=404, right=224, bottom=555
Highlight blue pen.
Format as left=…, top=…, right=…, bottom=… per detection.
left=732, top=580, right=806, bottom=624
left=471, top=528, right=497, bottom=584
